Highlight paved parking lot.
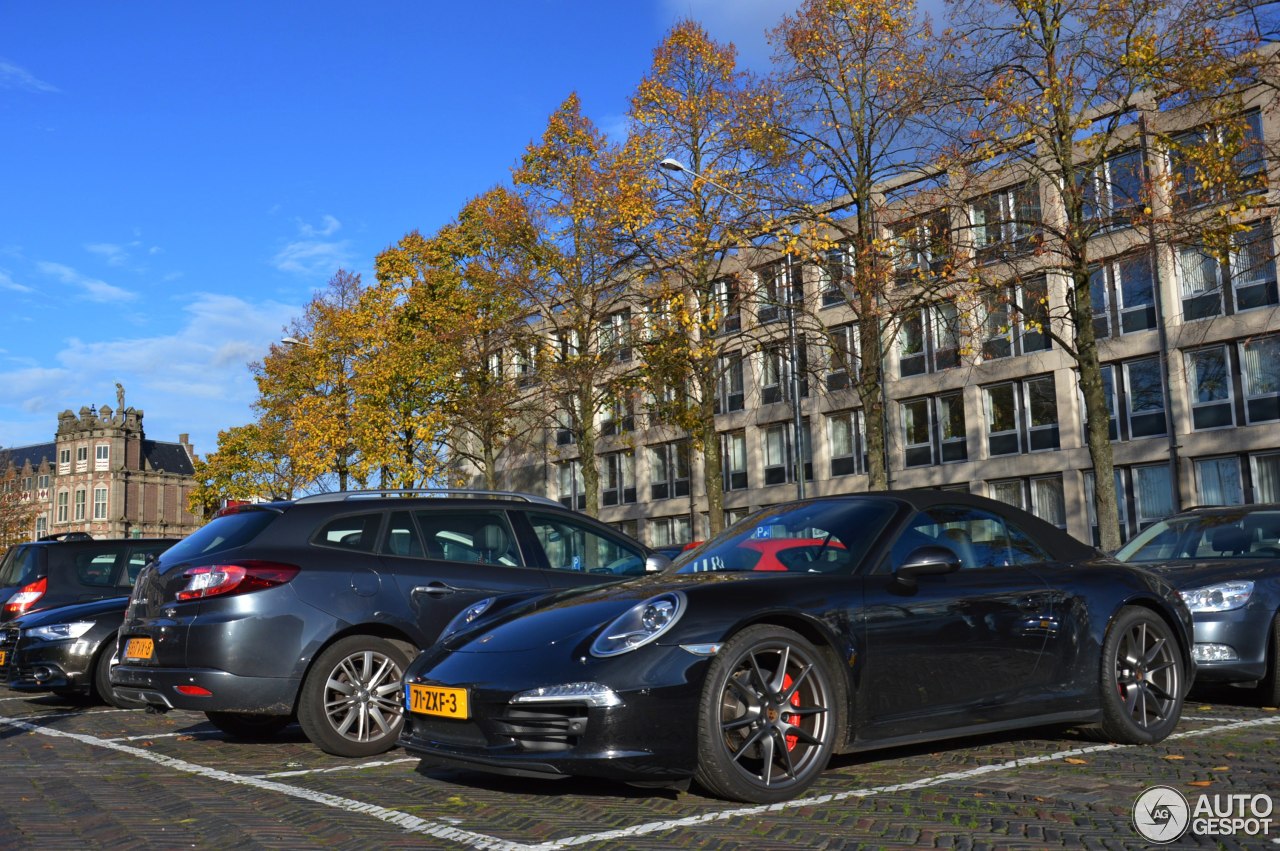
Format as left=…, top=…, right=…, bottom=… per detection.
left=0, top=688, right=1277, bottom=849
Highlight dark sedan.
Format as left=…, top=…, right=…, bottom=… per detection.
left=400, top=491, right=1195, bottom=803
left=0, top=596, right=134, bottom=706
left=1115, top=504, right=1280, bottom=705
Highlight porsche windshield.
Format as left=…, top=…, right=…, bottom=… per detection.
left=676, top=499, right=896, bottom=575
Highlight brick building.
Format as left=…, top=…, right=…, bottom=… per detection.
left=3, top=391, right=201, bottom=541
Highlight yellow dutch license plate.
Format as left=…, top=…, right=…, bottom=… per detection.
left=123, top=637, right=154, bottom=661
left=407, top=683, right=469, bottom=719
left=0, top=650, right=6, bottom=666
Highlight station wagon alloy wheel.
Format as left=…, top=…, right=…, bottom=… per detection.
left=299, top=635, right=412, bottom=757
left=695, top=625, right=835, bottom=802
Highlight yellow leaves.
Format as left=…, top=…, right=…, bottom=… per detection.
left=1062, top=757, right=1089, bottom=765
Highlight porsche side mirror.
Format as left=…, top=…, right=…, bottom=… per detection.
left=645, top=553, right=673, bottom=573
left=895, top=546, right=961, bottom=587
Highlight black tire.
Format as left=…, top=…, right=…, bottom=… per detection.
left=297, top=635, right=411, bottom=758
left=90, top=637, right=142, bottom=709
left=1258, top=613, right=1280, bottom=708
left=205, top=711, right=293, bottom=740
left=1096, top=606, right=1184, bottom=744
left=693, top=625, right=836, bottom=803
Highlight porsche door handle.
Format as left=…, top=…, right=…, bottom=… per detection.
left=412, top=582, right=459, bottom=598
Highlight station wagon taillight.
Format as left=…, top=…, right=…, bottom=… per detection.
left=175, top=561, right=300, bottom=601
left=4, top=576, right=47, bottom=616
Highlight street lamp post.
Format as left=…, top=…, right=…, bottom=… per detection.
left=657, top=158, right=807, bottom=500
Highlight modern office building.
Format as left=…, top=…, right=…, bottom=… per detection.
left=485, top=91, right=1280, bottom=549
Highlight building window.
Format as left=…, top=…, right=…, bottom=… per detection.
left=600, top=394, right=635, bottom=437
left=1186, top=345, right=1233, bottom=430
left=486, top=350, right=504, bottom=379
left=35, top=515, right=47, bottom=538
left=763, top=422, right=812, bottom=486
left=828, top=410, right=868, bottom=477
left=56, top=490, right=68, bottom=523
left=649, top=515, right=693, bottom=548
left=557, top=461, right=585, bottom=511
left=556, top=329, right=580, bottom=362
left=899, top=301, right=960, bottom=377
left=716, top=353, right=745, bottom=413
left=95, top=444, right=109, bottom=470
left=722, top=431, right=748, bottom=491
left=1133, top=463, right=1175, bottom=528
left=756, top=257, right=802, bottom=324
left=981, top=276, right=1050, bottom=360
left=902, top=392, right=966, bottom=468
left=1085, top=470, right=1132, bottom=546
left=1090, top=252, right=1155, bottom=337
left=1082, top=149, right=1143, bottom=225
left=611, top=519, right=639, bottom=541
left=58, top=448, right=70, bottom=474
left=1241, top=334, right=1280, bottom=424
left=38, top=473, right=49, bottom=492
left=75, top=446, right=88, bottom=473
left=1195, top=456, right=1244, bottom=505
left=988, top=475, right=1066, bottom=528
left=1178, top=220, right=1279, bottom=320
left=601, top=452, right=637, bottom=507
left=93, top=486, right=108, bottom=520
left=825, top=323, right=858, bottom=392
left=760, top=342, right=807, bottom=404
left=1098, top=358, right=1167, bottom=441
left=985, top=375, right=1058, bottom=456
left=712, top=277, right=743, bottom=334
left=601, top=309, right=633, bottom=362
left=74, top=488, right=86, bottom=521
left=970, top=182, right=1041, bottom=263
left=891, top=210, right=949, bottom=286
left=1169, top=108, right=1265, bottom=208
left=820, top=247, right=850, bottom=306
left=649, top=441, right=690, bottom=501
left=1252, top=452, right=1280, bottom=502
left=514, top=343, right=536, bottom=387
left=724, top=507, right=751, bottom=528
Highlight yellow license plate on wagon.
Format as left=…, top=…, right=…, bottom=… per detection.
left=407, top=683, right=469, bottom=719
left=123, top=637, right=154, bottom=660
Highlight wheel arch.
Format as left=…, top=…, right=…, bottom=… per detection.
left=291, top=623, right=419, bottom=714
left=726, top=612, right=855, bottom=752
left=1116, top=595, right=1196, bottom=690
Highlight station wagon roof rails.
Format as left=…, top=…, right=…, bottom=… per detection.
left=294, top=488, right=563, bottom=507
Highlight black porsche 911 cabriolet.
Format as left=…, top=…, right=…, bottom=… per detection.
left=399, top=491, right=1195, bottom=803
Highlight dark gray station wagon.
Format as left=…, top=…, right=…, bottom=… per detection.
left=113, top=490, right=662, bottom=757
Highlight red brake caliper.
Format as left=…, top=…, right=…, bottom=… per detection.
left=781, top=673, right=801, bottom=750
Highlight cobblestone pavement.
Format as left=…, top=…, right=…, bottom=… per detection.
left=0, top=687, right=1277, bottom=850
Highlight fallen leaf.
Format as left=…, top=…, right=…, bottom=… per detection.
left=176, top=735, right=196, bottom=742
left=974, top=793, right=986, bottom=798
left=1211, top=766, right=1230, bottom=771
left=1163, top=755, right=1185, bottom=761
left=1188, top=781, right=1213, bottom=787
left=1064, top=758, right=1088, bottom=765
left=1198, top=705, right=1214, bottom=711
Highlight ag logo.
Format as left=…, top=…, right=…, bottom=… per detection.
left=1133, top=785, right=1190, bottom=843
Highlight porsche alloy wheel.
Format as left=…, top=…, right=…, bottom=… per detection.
left=1098, top=607, right=1183, bottom=744
left=694, top=625, right=836, bottom=802
left=298, top=635, right=411, bottom=757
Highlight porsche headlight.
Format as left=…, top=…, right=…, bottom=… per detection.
left=438, top=598, right=495, bottom=641
left=25, top=621, right=95, bottom=641
left=1180, top=581, right=1254, bottom=612
left=590, top=592, right=686, bottom=658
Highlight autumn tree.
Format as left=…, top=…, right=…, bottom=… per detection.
left=0, top=453, right=38, bottom=547
left=187, top=415, right=311, bottom=514
left=770, top=0, right=950, bottom=490
left=946, top=0, right=1260, bottom=549
left=433, top=187, right=546, bottom=490
left=624, top=20, right=787, bottom=536
left=366, top=231, right=470, bottom=488
left=514, top=93, right=648, bottom=518
left=256, top=269, right=369, bottom=491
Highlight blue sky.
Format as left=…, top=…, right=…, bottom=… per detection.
left=0, top=0, right=805, bottom=458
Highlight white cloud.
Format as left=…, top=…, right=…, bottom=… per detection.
left=0, top=269, right=34, bottom=294
left=0, top=292, right=301, bottom=454
left=36, top=261, right=137, bottom=303
left=85, top=241, right=137, bottom=267
left=272, top=216, right=351, bottom=277
left=0, top=60, right=58, bottom=93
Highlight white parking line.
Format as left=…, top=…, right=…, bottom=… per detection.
left=252, top=757, right=419, bottom=779
left=0, top=713, right=524, bottom=849
left=1, top=711, right=1277, bottom=850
